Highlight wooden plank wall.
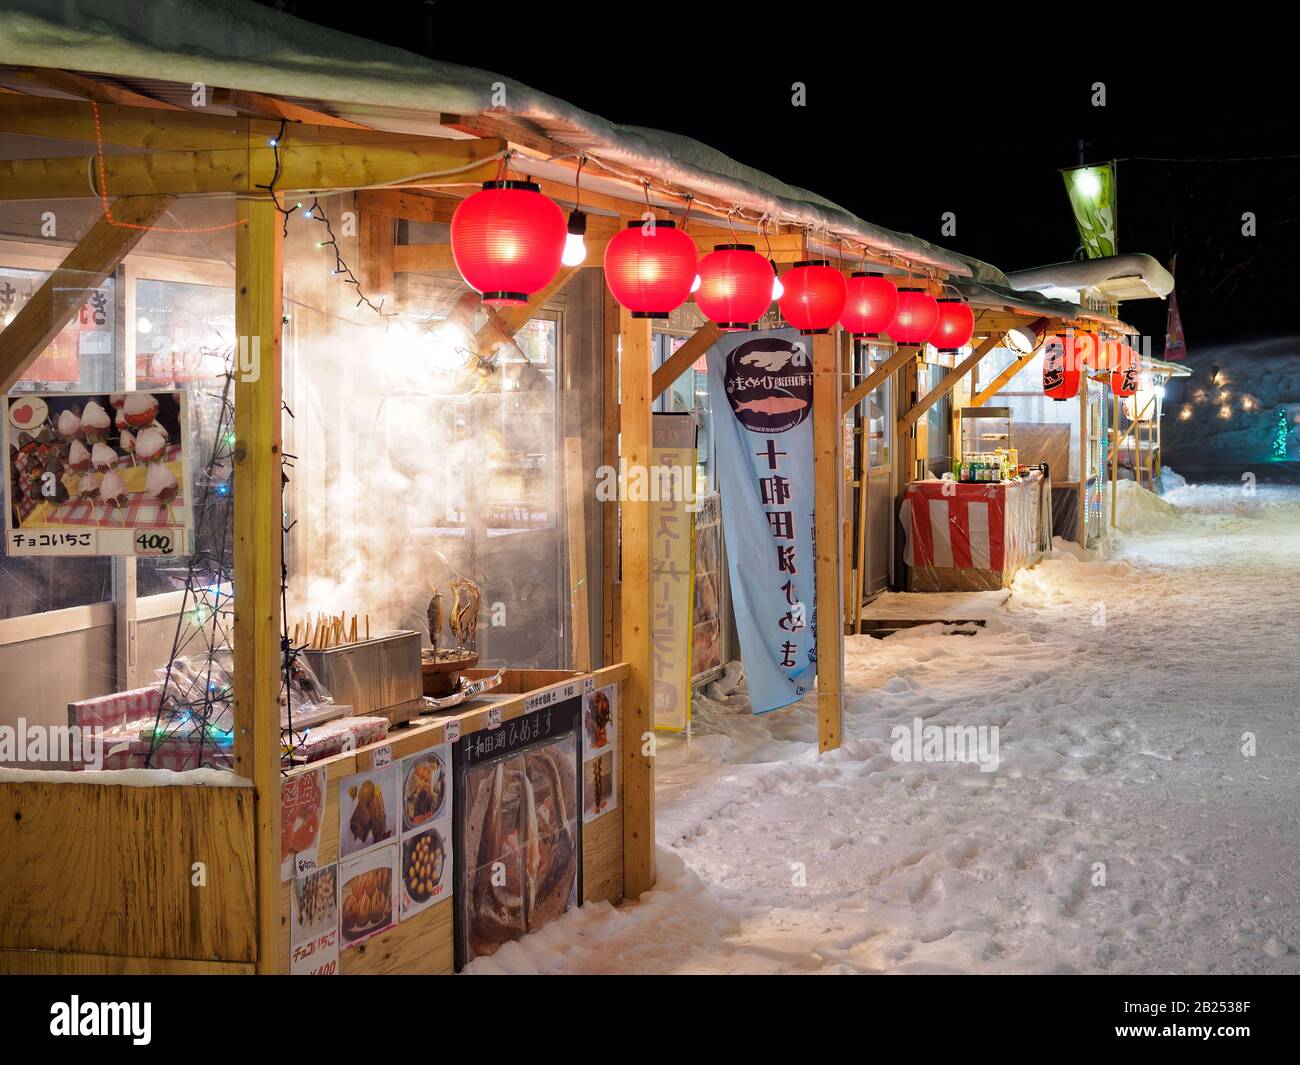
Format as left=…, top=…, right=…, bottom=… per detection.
left=0, top=781, right=257, bottom=968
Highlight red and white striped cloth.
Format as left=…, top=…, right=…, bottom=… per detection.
left=902, top=477, right=1041, bottom=589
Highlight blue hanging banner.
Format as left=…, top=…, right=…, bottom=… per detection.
left=705, top=328, right=817, bottom=714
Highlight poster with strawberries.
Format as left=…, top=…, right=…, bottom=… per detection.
left=281, top=769, right=326, bottom=881
left=4, top=389, right=193, bottom=557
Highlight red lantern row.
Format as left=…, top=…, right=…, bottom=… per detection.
left=450, top=183, right=977, bottom=346
left=1040, top=334, right=1142, bottom=399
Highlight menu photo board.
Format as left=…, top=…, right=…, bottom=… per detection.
left=453, top=696, right=582, bottom=969
left=4, top=390, right=193, bottom=557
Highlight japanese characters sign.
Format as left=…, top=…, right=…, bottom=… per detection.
left=651, top=412, right=696, bottom=731
left=705, top=329, right=817, bottom=714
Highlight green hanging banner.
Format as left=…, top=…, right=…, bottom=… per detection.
left=1061, top=163, right=1117, bottom=259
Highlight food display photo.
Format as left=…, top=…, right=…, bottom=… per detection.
left=291, top=864, right=338, bottom=942
left=583, top=749, right=615, bottom=823
left=582, top=685, right=618, bottom=824
left=280, top=768, right=325, bottom=879
left=401, top=746, right=449, bottom=831
left=398, top=745, right=454, bottom=920
left=400, top=825, right=451, bottom=919
left=4, top=389, right=192, bottom=556
left=338, top=844, right=398, bottom=949
left=457, top=723, right=580, bottom=966
left=339, top=764, right=398, bottom=858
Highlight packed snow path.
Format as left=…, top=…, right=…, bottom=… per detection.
left=470, top=483, right=1300, bottom=974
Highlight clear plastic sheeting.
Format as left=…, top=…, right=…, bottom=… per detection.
left=901, top=472, right=1050, bottom=592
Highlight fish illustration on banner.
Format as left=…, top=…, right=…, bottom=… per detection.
left=705, top=328, right=816, bottom=714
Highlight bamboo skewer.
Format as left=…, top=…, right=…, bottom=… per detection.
left=295, top=610, right=372, bottom=650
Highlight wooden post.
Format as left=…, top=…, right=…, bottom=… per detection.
left=232, top=196, right=284, bottom=975
left=812, top=331, right=843, bottom=753
left=617, top=308, right=656, bottom=897
left=564, top=436, right=592, bottom=673
left=602, top=290, right=621, bottom=666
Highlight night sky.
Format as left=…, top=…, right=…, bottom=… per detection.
left=257, top=2, right=1298, bottom=350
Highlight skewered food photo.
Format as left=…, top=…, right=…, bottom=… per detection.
left=339, top=766, right=398, bottom=857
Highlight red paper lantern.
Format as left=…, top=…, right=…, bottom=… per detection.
left=930, top=298, right=975, bottom=351
left=1042, top=334, right=1081, bottom=401
left=778, top=260, right=847, bottom=334
left=603, top=219, right=697, bottom=318
left=1112, top=345, right=1140, bottom=396
left=450, top=181, right=566, bottom=305
left=694, top=244, right=773, bottom=331
left=888, top=287, right=939, bottom=344
left=840, top=272, right=899, bottom=338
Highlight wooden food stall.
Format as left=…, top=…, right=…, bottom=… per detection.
left=0, top=3, right=1178, bottom=976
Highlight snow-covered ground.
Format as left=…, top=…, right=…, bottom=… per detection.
left=469, top=482, right=1300, bottom=974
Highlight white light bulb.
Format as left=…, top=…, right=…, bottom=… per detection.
left=562, top=232, right=588, bottom=267
left=771, top=275, right=784, bottom=300
left=136, top=316, right=153, bottom=334
left=690, top=274, right=701, bottom=294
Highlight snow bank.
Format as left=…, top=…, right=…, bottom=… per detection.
left=1112, top=478, right=1179, bottom=534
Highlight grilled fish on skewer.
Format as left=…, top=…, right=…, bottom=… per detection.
left=427, top=589, right=444, bottom=654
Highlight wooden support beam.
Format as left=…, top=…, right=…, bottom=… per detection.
left=471, top=266, right=579, bottom=356
left=618, top=308, right=656, bottom=897
left=971, top=348, right=1036, bottom=407
left=232, top=197, right=284, bottom=975
left=812, top=331, right=844, bottom=753
left=215, top=88, right=367, bottom=128
left=356, top=188, right=451, bottom=223
left=0, top=136, right=507, bottom=199
left=0, top=195, right=173, bottom=393
left=358, top=208, right=394, bottom=302
left=392, top=244, right=456, bottom=273
left=900, top=334, right=1004, bottom=428
left=19, top=67, right=180, bottom=109
left=841, top=344, right=917, bottom=412
left=650, top=322, right=722, bottom=400
left=0, top=95, right=455, bottom=152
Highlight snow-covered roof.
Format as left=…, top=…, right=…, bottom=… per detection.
left=1006, top=254, right=1175, bottom=302
left=0, top=0, right=973, bottom=275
